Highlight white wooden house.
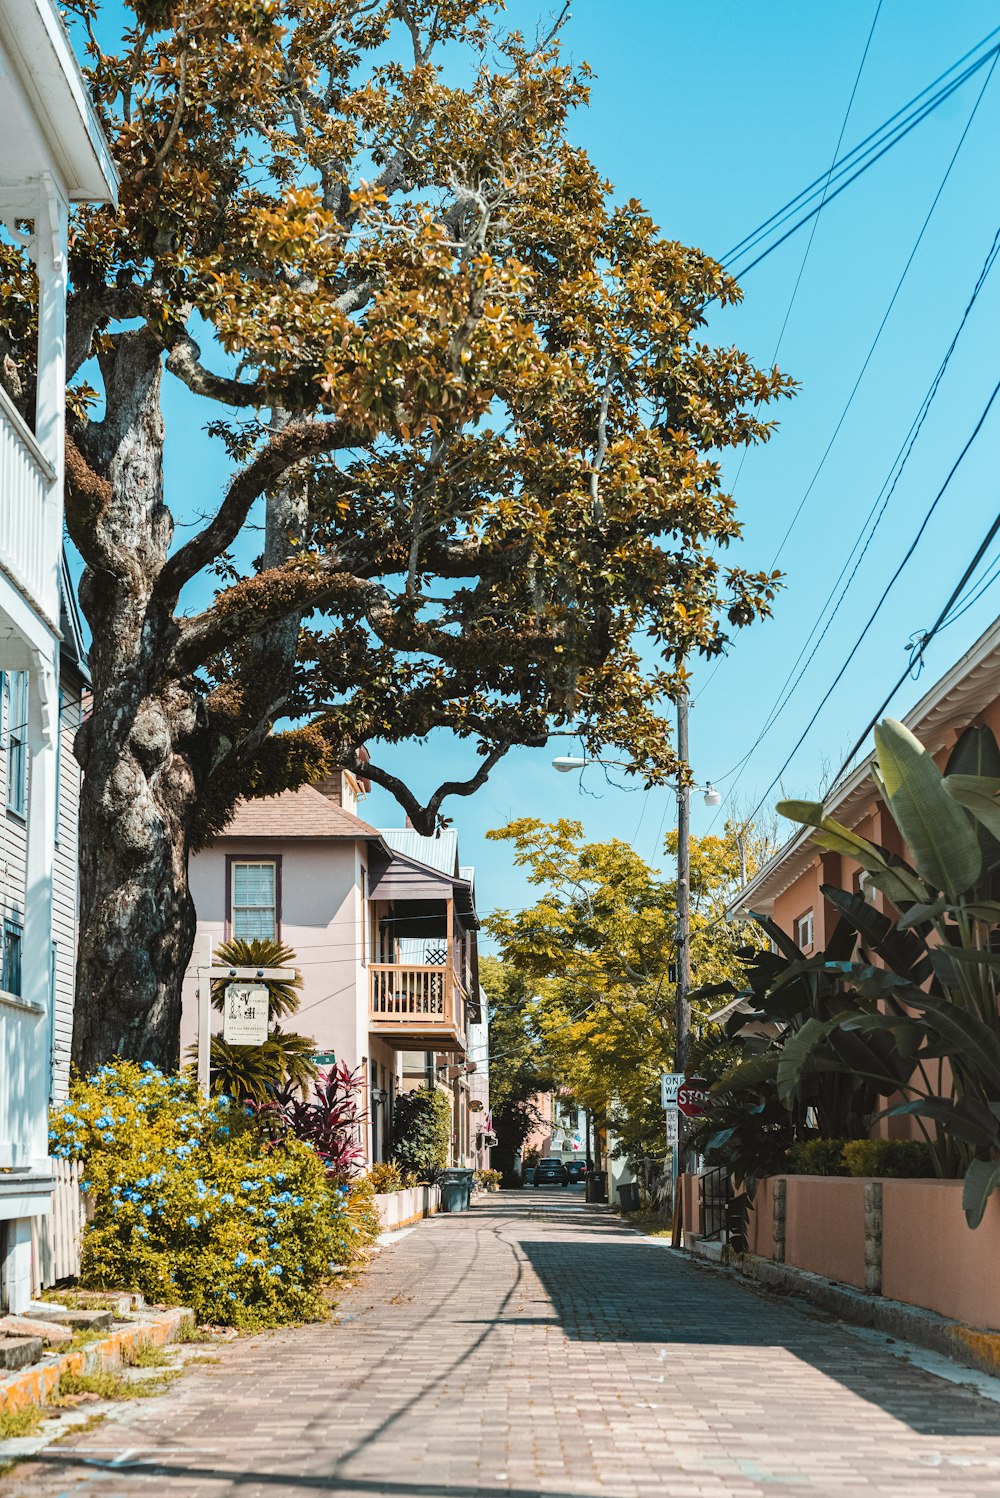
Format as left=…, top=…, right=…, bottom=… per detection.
left=0, top=0, right=116, bottom=1311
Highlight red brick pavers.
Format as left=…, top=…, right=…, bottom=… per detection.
left=7, top=1189, right=1000, bottom=1497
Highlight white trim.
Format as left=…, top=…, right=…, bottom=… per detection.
left=730, top=612, right=1000, bottom=917
left=0, top=385, right=55, bottom=483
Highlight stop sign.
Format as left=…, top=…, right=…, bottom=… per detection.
left=677, top=1077, right=711, bottom=1118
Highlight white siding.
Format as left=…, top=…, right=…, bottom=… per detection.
left=0, top=667, right=83, bottom=1102
left=51, top=684, right=82, bottom=1100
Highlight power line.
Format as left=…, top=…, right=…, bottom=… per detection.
left=707, top=214, right=1000, bottom=807
left=721, top=24, right=1000, bottom=266
left=827, top=500, right=1000, bottom=794
left=766, top=46, right=999, bottom=569
left=740, top=374, right=1000, bottom=828
left=726, top=43, right=1000, bottom=284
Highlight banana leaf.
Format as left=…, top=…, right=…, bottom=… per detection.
left=874, top=718, right=981, bottom=898
left=776, top=800, right=928, bottom=906
left=880, top=1096, right=998, bottom=1147
left=887, top=989, right=1000, bottom=1092
left=821, top=884, right=931, bottom=984
left=747, top=910, right=803, bottom=963
left=944, top=775, right=1000, bottom=847
left=963, top=1157, right=1000, bottom=1229
left=714, top=1052, right=779, bottom=1094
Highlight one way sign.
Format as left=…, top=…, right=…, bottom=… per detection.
left=660, top=1072, right=684, bottom=1109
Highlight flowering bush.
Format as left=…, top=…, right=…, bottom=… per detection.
left=50, top=1061, right=365, bottom=1329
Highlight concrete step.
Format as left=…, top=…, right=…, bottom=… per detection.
left=24, top=1305, right=112, bottom=1333
left=0, top=1335, right=43, bottom=1371
left=0, top=1315, right=71, bottom=1347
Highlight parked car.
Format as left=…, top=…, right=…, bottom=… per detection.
left=534, top=1157, right=569, bottom=1187
left=565, top=1159, right=587, bottom=1183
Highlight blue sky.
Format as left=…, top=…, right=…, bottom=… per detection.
left=76, top=3, right=1000, bottom=932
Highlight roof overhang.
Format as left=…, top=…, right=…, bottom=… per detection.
left=729, top=612, right=1000, bottom=918
left=0, top=1, right=118, bottom=203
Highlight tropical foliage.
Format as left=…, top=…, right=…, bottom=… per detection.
left=197, top=938, right=319, bottom=1102
left=696, top=719, right=1000, bottom=1227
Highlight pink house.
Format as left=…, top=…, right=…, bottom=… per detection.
left=181, top=769, right=486, bottom=1166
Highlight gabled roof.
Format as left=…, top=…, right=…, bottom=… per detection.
left=220, top=784, right=383, bottom=843
left=368, top=846, right=480, bottom=930
left=730, top=611, right=1000, bottom=915
left=380, top=826, right=460, bottom=876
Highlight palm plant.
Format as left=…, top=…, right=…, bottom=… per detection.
left=190, top=937, right=319, bottom=1101
left=751, top=719, right=1000, bottom=1225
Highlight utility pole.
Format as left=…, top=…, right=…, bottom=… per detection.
left=674, top=687, right=691, bottom=1077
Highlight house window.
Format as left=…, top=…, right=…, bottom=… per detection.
left=796, top=909, right=814, bottom=952
left=2, top=921, right=23, bottom=996
left=230, top=860, right=278, bottom=941
left=5, top=672, right=28, bottom=818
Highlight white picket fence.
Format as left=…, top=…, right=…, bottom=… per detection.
left=31, top=1158, right=85, bottom=1290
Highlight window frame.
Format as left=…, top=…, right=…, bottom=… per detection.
left=795, top=908, right=815, bottom=952
left=1, top=919, right=23, bottom=997
left=225, top=855, right=281, bottom=943
left=4, top=671, right=28, bottom=820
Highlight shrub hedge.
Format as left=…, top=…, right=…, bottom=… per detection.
left=784, top=1137, right=934, bottom=1179
left=49, top=1061, right=372, bottom=1329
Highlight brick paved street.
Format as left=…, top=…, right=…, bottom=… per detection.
left=7, top=1189, right=1000, bottom=1498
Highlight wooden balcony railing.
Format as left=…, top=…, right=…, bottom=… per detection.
left=368, top=964, right=465, bottom=1051
left=0, top=385, right=57, bottom=621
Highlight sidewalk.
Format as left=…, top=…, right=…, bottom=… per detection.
left=6, top=1188, right=1000, bottom=1496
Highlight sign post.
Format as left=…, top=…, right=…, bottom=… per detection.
left=195, top=963, right=297, bottom=1099
left=662, top=1071, right=684, bottom=1201
left=223, top=984, right=269, bottom=1045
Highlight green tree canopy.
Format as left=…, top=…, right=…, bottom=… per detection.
left=5, top=0, right=791, bottom=1069
left=486, top=817, right=766, bottom=1162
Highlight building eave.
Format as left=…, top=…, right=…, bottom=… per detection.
left=728, top=612, right=1000, bottom=918
left=0, top=0, right=118, bottom=202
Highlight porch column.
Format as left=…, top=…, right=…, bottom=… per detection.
left=1, top=1218, right=33, bottom=1315
left=21, top=649, right=58, bottom=1162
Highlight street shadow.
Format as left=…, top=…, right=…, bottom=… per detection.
left=516, top=1237, right=999, bottom=1438
left=12, top=1455, right=605, bottom=1498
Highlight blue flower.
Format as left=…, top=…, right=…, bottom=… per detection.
left=220, top=1193, right=234, bottom=1205
left=80, top=1181, right=91, bottom=1193
left=141, top=1061, right=158, bottom=1071
left=136, top=1225, right=149, bottom=1238
left=268, top=1265, right=283, bottom=1277
left=101, top=1132, right=115, bottom=1144
left=185, top=1215, right=200, bottom=1228
left=251, top=1257, right=264, bottom=1268
left=234, top=1252, right=248, bottom=1267
left=217, top=1125, right=230, bottom=1136
left=142, top=1204, right=153, bottom=1217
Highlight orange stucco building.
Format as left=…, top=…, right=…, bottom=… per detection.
left=729, top=615, right=1000, bottom=952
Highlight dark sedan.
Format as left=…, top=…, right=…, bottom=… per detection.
left=565, top=1159, right=587, bottom=1183
left=533, top=1157, right=569, bottom=1187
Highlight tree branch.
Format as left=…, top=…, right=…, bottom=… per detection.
left=156, top=417, right=362, bottom=601
left=164, top=329, right=266, bottom=406
left=359, top=745, right=511, bottom=835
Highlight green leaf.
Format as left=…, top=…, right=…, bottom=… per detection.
left=963, top=1158, right=1000, bottom=1229
left=715, top=1052, right=779, bottom=1094
left=874, top=718, right=981, bottom=898
left=775, top=1017, right=838, bottom=1107
left=903, top=990, right=1000, bottom=1091
left=881, top=1097, right=998, bottom=1147
left=776, top=800, right=928, bottom=906
left=943, top=776, right=1000, bottom=844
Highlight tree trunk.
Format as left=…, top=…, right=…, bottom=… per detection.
left=70, top=375, right=310, bottom=1073
left=71, top=330, right=206, bottom=1073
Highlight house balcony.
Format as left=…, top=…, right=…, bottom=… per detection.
left=0, top=386, right=58, bottom=625
left=368, top=964, right=467, bottom=1054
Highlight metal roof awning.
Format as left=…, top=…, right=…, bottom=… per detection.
left=368, top=847, right=480, bottom=930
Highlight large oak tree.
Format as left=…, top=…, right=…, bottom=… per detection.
left=1, top=0, right=791, bottom=1069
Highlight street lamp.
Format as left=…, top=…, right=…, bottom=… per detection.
left=552, top=753, right=721, bottom=809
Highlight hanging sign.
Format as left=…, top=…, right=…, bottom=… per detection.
left=666, top=1111, right=679, bottom=1146
left=223, top=984, right=269, bottom=1045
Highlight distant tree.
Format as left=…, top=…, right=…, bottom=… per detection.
left=486, top=817, right=766, bottom=1163
left=480, top=954, right=550, bottom=1182
left=3, top=2, right=791, bottom=1070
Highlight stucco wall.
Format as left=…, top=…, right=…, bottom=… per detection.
left=882, top=1179, right=1000, bottom=1330
left=783, top=1176, right=867, bottom=1289
left=182, top=836, right=368, bottom=1071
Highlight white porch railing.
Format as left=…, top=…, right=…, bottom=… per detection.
left=32, top=1158, right=84, bottom=1290
left=0, top=992, right=45, bottom=1169
left=0, top=384, right=57, bottom=621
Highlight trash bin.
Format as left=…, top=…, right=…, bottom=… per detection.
left=523, top=1166, right=536, bottom=1186
left=585, top=1170, right=607, bottom=1204
left=618, top=1181, right=640, bottom=1212
left=439, top=1167, right=475, bottom=1212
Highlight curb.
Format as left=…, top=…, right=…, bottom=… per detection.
left=0, top=1306, right=193, bottom=1415
left=687, top=1240, right=1000, bottom=1380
